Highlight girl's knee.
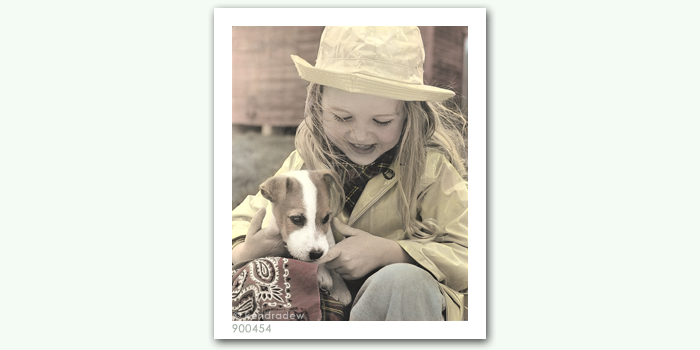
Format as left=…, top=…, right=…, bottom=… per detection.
left=351, top=263, right=446, bottom=321
left=366, top=263, right=438, bottom=292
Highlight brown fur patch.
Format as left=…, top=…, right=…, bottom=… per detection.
left=260, top=175, right=305, bottom=241
left=308, top=171, right=333, bottom=230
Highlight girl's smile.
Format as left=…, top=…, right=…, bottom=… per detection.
left=321, top=87, right=405, bottom=165
left=349, top=142, right=376, bottom=154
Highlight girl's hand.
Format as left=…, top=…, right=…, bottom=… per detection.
left=232, top=208, right=287, bottom=263
left=316, top=218, right=415, bottom=280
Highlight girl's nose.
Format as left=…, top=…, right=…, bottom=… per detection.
left=348, top=126, right=372, bottom=143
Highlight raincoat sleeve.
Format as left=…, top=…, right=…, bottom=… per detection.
left=396, top=153, right=469, bottom=292
left=231, top=151, right=303, bottom=248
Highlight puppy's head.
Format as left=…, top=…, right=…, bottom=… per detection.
left=259, top=170, right=343, bottom=262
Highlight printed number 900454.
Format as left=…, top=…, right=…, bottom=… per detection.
left=232, top=324, right=271, bottom=333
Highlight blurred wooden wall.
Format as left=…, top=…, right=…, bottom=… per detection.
left=232, top=26, right=468, bottom=132
left=419, top=26, right=468, bottom=96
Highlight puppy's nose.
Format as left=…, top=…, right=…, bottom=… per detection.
left=309, top=249, right=324, bottom=261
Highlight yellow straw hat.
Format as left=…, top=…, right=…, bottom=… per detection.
left=291, top=26, right=455, bottom=102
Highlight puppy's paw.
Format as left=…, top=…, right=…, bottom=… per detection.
left=329, top=270, right=352, bottom=306
left=316, top=265, right=333, bottom=291
left=329, top=284, right=352, bottom=306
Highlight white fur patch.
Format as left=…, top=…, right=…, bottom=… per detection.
left=284, top=171, right=329, bottom=261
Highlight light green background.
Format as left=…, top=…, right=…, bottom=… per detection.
left=2, top=0, right=699, bottom=349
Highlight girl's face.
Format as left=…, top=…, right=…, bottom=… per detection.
left=321, top=86, right=405, bottom=165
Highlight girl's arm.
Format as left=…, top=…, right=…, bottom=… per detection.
left=319, top=151, right=468, bottom=292
left=318, top=219, right=417, bottom=280
left=396, top=153, right=468, bottom=292
left=232, top=208, right=288, bottom=264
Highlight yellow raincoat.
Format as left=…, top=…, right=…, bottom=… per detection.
left=232, top=149, right=468, bottom=320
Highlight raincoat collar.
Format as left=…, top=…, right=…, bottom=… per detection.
left=346, top=157, right=400, bottom=226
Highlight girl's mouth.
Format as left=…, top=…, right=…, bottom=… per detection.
left=349, top=142, right=376, bottom=155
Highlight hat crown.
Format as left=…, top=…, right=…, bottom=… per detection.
left=315, top=26, right=425, bottom=85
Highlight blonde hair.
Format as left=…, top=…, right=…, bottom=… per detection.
left=296, top=83, right=467, bottom=241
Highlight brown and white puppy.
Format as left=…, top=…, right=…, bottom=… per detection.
left=259, top=170, right=351, bottom=306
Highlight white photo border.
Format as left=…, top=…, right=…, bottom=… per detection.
left=214, top=8, right=486, bottom=339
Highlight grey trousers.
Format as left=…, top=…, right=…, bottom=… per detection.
left=349, top=263, right=446, bottom=321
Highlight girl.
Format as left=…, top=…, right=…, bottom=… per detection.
left=232, top=26, right=468, bottom=321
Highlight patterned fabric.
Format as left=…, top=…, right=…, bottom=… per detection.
left=232, top=257, right=345, bottom=321
left=334, top=147, right=397, bottom=214
left=319, top=290, right=347, bottom=321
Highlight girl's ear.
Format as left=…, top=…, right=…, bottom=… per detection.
left=259, top=176, right=289, bottom=203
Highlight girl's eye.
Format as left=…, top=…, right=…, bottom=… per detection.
left=322, top=214, right=330, bottom=224
left=374, top=119, right=392, bottom=126
left=332, top=114, right=391, bottom=126
left=333, top=114, right=351, bottom=122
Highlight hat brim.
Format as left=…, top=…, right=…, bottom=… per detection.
left=291, top=55, right=455, bottom=102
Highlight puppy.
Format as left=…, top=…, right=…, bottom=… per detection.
left=259, top=169, right=352, bottom=306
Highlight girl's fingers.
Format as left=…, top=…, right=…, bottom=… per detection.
left=332, top=218, right=362, bottom=237
left=316, top=246, right=341, bottom=265
left=331, top=218, right=349, bottom=235
left=338, top=272, right=358, bottom=280
left=331, top=265, right=348, bottom=275
left=246, top=207, right=266, bottom=237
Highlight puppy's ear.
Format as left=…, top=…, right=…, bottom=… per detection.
left=259, top=176, right=289, bottom=203
left=319, top=170, right=345, bottom=215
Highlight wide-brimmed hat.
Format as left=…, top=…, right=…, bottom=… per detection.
left=291, top=26, right=455, bottom=102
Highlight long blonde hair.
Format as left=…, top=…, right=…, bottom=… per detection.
left=296, top=83, right=467, bottom=241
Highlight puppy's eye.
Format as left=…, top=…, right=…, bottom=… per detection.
left=289, top=215, right=305, bottom=226
left=322, top=214, right=330, bottom=225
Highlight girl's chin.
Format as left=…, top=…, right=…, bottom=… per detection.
left=345, top=152, right=379, bottom=165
